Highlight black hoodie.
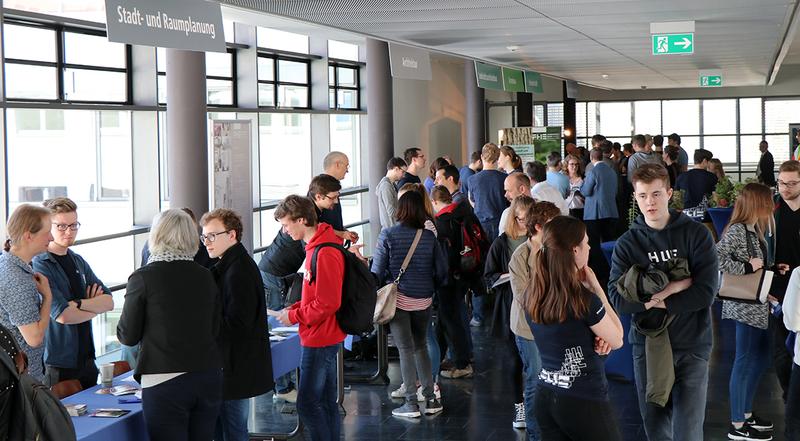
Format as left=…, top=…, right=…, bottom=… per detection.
left=608, top=210, right=718, bottom=354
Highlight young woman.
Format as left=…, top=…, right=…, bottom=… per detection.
left=0, top=204, right=54, bottom=382
left=486, top=195, right=535, bottom=429
left=663, top=145, right=681, bottom=189
left=565, top=154, right=585, bottom=220
left=716, top=182, right=775, bottom=440
left=372, top=191, right=448, bottom=418
left=524, top=216, right=623, bottom=441
left=500, top=146, right=523, bottom=174
left=709, top=158, right=726, bottom=183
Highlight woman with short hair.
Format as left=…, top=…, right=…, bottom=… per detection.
left=117, top=209, right=223, bottom=441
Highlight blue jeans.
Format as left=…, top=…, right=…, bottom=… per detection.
left=214, top=398, right=250, bottom=441
left=516, top=335, right=542, bottom=441
left=729, top=322, right=771, bottom=423
left=297, top=344, right=341, bottom=441
left=428, top=316, right=441, bottom=381
left=632, top=345, right=710, bottom=441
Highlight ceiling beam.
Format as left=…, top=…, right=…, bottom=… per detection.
left=767, top=0, right=800, bottom=85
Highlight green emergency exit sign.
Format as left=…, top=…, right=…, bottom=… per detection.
left=700, top=75, right=722, bottom=87
left=652, top=33, right=694, bottom=55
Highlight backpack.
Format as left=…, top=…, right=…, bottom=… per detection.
left=457, top=216, right=489, bottom=276
left=310, top=243, right=377, bottom=336
left=0, top=326, right=76, bottom=441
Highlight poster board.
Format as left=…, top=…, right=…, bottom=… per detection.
left=499, top=126, right=562, bottom=164
left=210, top=120, right=254, bottom=253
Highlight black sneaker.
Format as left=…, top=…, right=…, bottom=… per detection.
left=745, top=414, right=773, bottom=431
left=728, top=423, right=772, bottom=441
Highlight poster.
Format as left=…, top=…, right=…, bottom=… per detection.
left=791, top=123, right=800, bottom=161
left=210, top=120, right=253, bottom=252
left=499, top=126, right=562, bottom=164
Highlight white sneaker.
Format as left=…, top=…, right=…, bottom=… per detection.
left=276, top=389, right=297, bottom=403
left=391, top=383, right=408, bottom=398
left=513, top=402, right=526, bottom=429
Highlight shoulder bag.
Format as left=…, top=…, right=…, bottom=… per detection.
left=718, top=228, right=773, bottom=304
left=373, top=229, right=423, bottom=325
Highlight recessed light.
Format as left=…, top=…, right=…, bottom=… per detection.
left=506, top=45, right=519, bottom=52
left=601, top=74, right=609, bottom=79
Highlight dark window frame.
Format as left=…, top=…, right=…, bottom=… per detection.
left=257, top=53, right=311, bottom=109
left=328, top=61, right=360, bottom=110
left=157, top=48, right=238, bottom=107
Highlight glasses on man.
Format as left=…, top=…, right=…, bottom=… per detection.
left=200, top=230, right=231, bottom=243
left=322, top=193, right=340, bottom=201
left=778, top=180, right=800, bottom=188
left=52, top=222, right=81, bottom=232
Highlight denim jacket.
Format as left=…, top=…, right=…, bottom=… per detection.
left=32, top=250, right=110, bottom=368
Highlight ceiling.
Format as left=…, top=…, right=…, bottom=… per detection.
left=219, top=0, right=800, bottom=90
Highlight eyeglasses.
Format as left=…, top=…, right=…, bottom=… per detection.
left=200, top=230, right=231, bottom=243
left=778, top=180, right=800, bottom=188
left=52, top=222, right=81, bottom=232
left=322, top=193, right=340, bottom=201
left=568, top=163, right=579, bottom=167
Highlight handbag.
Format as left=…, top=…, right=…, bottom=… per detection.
left=718, top=229, right=773, bottom=304
left=373, top=229, right=423, bottom=325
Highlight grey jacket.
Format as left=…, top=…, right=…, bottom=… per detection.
left=376, top=176, right=398, bottom=229
left=507, top=240, right=536, bottom=340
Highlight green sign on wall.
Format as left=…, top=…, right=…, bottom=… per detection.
left=700, top=75, right=722, bottom=87
left=652, top=33, right=694, bottom=55
left=502, top=68, right=524, bottom=92
left=474, top=61, right=503, bottom=90
left=524, top=71, right=543, bottom=93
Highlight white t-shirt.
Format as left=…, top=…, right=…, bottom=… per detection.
left=532, top=182, right=569, bottom=216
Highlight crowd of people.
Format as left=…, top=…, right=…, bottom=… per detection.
left=2, top=130, right=800, bottom=441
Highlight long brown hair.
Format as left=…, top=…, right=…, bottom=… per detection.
left=525, top=216, right=591, bottom=324
left=724, top=182, right=773, bottom=240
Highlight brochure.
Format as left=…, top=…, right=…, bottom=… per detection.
left=91, top=409, right=131, bottom=418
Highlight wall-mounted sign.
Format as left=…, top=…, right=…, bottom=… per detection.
left=502, top=68, right=525, bottom=92
left=105, top=0, right=226, bottom=53
left=652, top=33, right=694, bottom=55
left=524, top=71, right=543, bottom=93
left=475, top=61, right=503, bottom=90
left=388, top=43, right=432, bottom=81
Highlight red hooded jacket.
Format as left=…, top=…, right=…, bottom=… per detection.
left=287, top=223, right=346, bottom=347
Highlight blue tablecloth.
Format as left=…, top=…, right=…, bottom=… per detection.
left=600, top=240, right=634, bottom=382
left=67, top=334, right=302, bottom=441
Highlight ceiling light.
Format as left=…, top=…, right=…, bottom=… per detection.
left=506, top=45, right=519, bottom=52
left=601, top=74, right=609, bottom=79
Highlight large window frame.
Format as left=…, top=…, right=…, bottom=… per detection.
left=257, top=53, right=312, bottom=109
left=328, top=60, right=360, bottom=110
left=157, top=48, right=238, bottom=107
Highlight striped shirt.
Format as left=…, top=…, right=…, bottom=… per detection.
left=396, top=293, right=432, bottom=311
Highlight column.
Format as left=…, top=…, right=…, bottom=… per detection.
left=366, top=39, right=394, bottom=242
left=465, top=61, right=485, bottom=153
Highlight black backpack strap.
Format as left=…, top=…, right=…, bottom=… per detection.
left=309, top=242, right=347, bottom=285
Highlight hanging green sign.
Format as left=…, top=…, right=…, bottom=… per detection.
left=651, top=33, right=694, bottom=55
left=502, top=68, right=524, bottom=92
left=700, top=75, right=722, bottom=87
left=474, top=61, right=503, bottom=90
left=524, top=71, right=543, bottom=93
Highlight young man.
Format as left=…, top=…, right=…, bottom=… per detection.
left=33, top=197, right=114, bottom=389
left=627, top=134, right=662, bottom=183
left=396, top=147, right=426, bottom=189
left=545, top=152, right=569, bottom=198
left=276, top=195, right=346, bottom=441
left=675, top=149, right=718, bottom=209
left=525, top=160, right=568, bottom=215
left=376, top=157, right=407, bottom=230
left=668, top=133, right=689, bottom=173
left=756, top=140, right=776, bottom=187
left=459, top=151, right=483, bottom=195
left=435, top=164, right=466, bottom=204
left=609, top=163, right=718, bottom=441
left=581, top=148, right=619, bottom=286
left=498, top=172, right=532, bottom=236
left=201, top=209, right=273, bottom=441
left=320, top=152, right=359, bottom=244
left=308, top=173, right=359, bottom=246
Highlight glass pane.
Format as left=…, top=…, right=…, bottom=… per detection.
left=680, top=136, right=701, bottom=164
left=259, top=113, right=311, bottom=202
left=576, top=102, right=587, bottom=138
left=277, top=85, right=308, bottom=107
left=63, top=69, right=127, bottom=102
left=157, top=75, right=167, bottom=104
left=598, top=102, right=632, bottom=136
left=6, top=108, right=134, bottom=238
left=663, top=100, right=699, bottom=136
left=764, top=134, right=791, bottom=164
left=257, top=27, right=309, bottom=54
left=340, top=193, right=362, bottom=226
left=546, top=103, right=564, bottom=127
left=765, top=99, right=800, bottom=134
left=336, top=67, right=357, bottom=87
left=739, top=98, right=762, bottom=135
left=4, top=0, right=105, bottom=22
left=260, top=210, right=281, bottom=249
left=336, top=89, right=358, bottom=109
left=534, top=105, right=545, bottom=127
left=5, top=64, right=57, bottom=99
left=3, top=24, right=56, bottom=62
left=278, top=59, right=308, bottom=83
left=258, top=57, right=274, bottom=81
left=223, top=19, right=235, bottom=43
left=328, top=40, right=359, bottom=61
left=702, top=99, right=736, bottom=135
left=329, top=89, right=336, bottom=108
left=207, top=79, right=233, bottom=105
left=258, top=83, right=275, bottom=107
left=157, top=47, right=166, bottom=73
left=586, top=102, right=598, bottom=138
left=330, top=114, right=360, bottom=188
left=702, top=136, right=737, bottom=164
left=329, top=65, right=336, bottom=86
left=741, top=135, right=767, bottom=167
left=64, top=32, right=126, bottom=68
left=206, top=52, right=233, bottom=78
left=634, top=101, right=661, bottom=134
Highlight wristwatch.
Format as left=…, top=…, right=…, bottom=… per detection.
left=75, top=299, right=82, bottom=310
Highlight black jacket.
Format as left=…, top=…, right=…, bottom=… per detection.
left=257, top=229, right=305, bottom=277
left=757, top=150, right=776, bottom=187
left=211, top=242, right=274, bottom=399
left=433, top=199, right=488, bottom=281
left=117, top=261, right=222, bottom=382
left=485, top=233, right=517, bottom=340
left=608, top=211, right=718, bottom=354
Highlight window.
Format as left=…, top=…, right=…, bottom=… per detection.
left=663, top=100, right=699, bottom=135
left=4, top=0, right=106, bottom=22
left=257, top=55, right=310, bottom=108
left=546, top=103, right=564, bottom=127
left=258, top=113, right=311, bottom=203
left=702, top=99, right=736, bottom=135
left=328, top=40, right=359, bottom=61
left=634, top=101, right=661, bottom=134
left=157, top=48, right=236, bottom=106
left=330, top=115, right=361, bottom=188
left=3, top=23, right=128, bottom=103
left=598, top=102, right=632, bottom=137
left=739, top=98, right=762, bottom=134
left=257, top=27, right=309, bottom=54
left=534, top=105, right=545, bottom=127
left=329, top=63, right=360, bottom=109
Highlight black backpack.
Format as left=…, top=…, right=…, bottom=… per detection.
left=310, top=243, right=377, bottom=336
left=0, top=326, right=76, bottom=441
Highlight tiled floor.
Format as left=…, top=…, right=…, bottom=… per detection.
left=252, top=302, right=787, bottom=440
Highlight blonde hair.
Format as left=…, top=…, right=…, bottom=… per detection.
left=709, top=158, right=725, bottom=181
left=398, top=183, right=434, bottom=219
left=149, top=209, right=199, bottom=256
left=505, top=195, right=535, bottom=240
left=725, top=183, right=774, bottom=240
left=481, top=143, right=500, bottom=164
left=4, top=204, right=51, bottom=252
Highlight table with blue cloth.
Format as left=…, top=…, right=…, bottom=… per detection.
left=600, top=240, right=634, bottom=382
left=66, top=332, right=302, bottom=441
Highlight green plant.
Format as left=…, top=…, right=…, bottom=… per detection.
left=709, top=177, right=756, bottom=208
left=670, top=189, right=685, bottom=211
left=628, top=192, right=640, bottom=227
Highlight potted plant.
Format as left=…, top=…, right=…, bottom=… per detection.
left=707, top=177, right=753, bottom=237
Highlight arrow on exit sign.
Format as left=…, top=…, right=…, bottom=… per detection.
left=700, top=75, right=722, bottom=87
left=652, top=33, right=694, bottom=55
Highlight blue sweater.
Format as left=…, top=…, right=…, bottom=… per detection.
left=371, top=224, right=448, bottom=298
left=467, top=169, right=509, bottom=224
